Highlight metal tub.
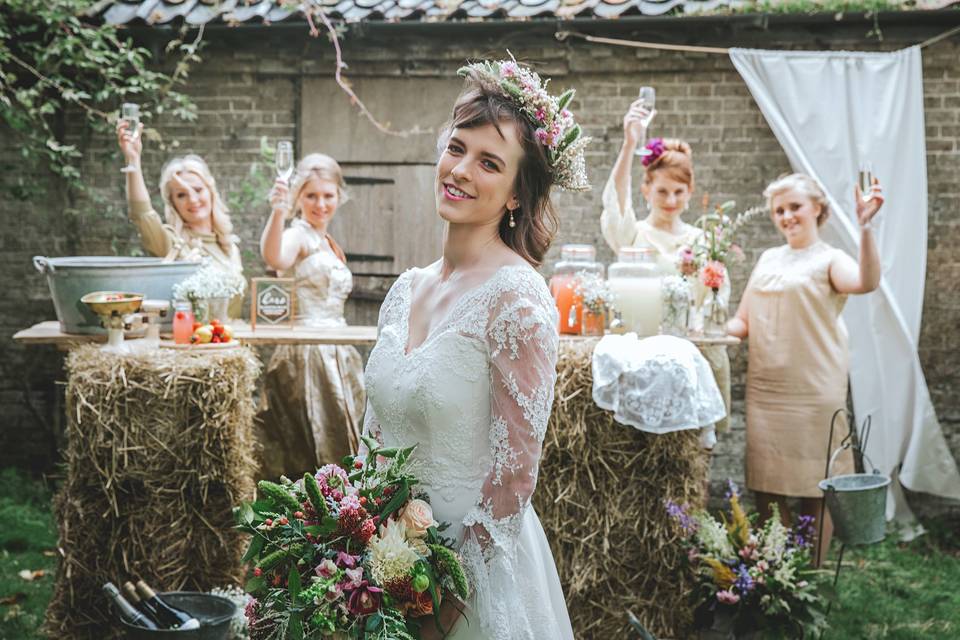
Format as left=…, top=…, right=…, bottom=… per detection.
left=33, top=256, right=200, bottom=334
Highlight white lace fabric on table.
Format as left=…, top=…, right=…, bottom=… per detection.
left=593, top=334, right=726, bottom=447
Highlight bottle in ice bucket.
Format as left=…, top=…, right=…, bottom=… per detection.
left=607, top=247, right=662, bottom=336
left=122, top=581, right=162, bottom=628
left=103, top=582, right=158, bottom=630
left=135, top=580, right=201, bottom=630
left=548, top=244, right=604, bottom=335
left=172, top=300, right=195, bottom=345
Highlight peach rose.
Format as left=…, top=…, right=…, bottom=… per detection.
left=400, top=499, right=437, bottom=538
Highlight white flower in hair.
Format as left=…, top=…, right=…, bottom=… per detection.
left=457, top=56, right=592, bottom=192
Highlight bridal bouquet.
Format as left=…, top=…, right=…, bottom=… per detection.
left=666, top=482, right=829, bottom=638
left=235, top=437, right=469, bottom=640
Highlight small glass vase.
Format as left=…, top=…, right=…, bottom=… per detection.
left=701, top=288, right=728, bottom=338
left=661, top=276, right=691, bottom=337
left=193, top=296, right=230, bottom=324
left=580, top=308, right=606, bottom=336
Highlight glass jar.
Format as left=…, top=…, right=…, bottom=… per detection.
left=172, top=300, right=195, bottom=345
left=701, top=288, right=729, bottom=338
left=549, top=244, right=604, bottom=335
left=607, top=247, right=662, bottom=336
left=661, top=275, right=692, bottom=337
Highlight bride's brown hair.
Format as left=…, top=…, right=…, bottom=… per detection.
left=439, top=71, right=559, bottom=267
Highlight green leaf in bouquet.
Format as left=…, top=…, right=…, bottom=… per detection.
left=365, top=613, right=384, bottom=632
left=242, top=535, right=266, bottom=563
left=379, top=480, right=410, bottom=519
left=376, top=447, right=401, bottom=458
left=304, top=516, right=338, bottom=537
left=288, top=565, right=302, bottom=601
left=302, top=473, right=329, bottom=518
left=239, top=502, right=256, bottom=525
left=361, top=435, right=381, bottom=455
left=245, top=574, right=267, bottom=595
left=287, top=611, right=304, bottom=640
left=258, top=480, right=302, bottom=512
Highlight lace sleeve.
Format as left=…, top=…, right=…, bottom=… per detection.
left=459, top=278, right=559, bottom=637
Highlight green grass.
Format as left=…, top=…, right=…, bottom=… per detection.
left=0, top=468, right=956, bottom=639
left=0, top=469, right=58, bottom=640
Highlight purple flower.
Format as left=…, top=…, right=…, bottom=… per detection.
left=724, top=479, right=740, bottom=500
left=665, top=499, right=697, bottom=534
left=339, top=567, right=364, bottom=591
left=316, top=559, right=338, bottom=579
left=734, top=564, right=754, bottom=593
left=641, top=138, right=666, bottom=167
left=336, top=551, right=359, bottom=568
left=347, top=581, right=383, bottom=617
left=790, top=514, right=816, bottom=549
left=316, top=464, right=350, bottom=501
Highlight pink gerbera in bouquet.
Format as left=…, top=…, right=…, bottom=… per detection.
left=235, top=436, right=469, bottom=639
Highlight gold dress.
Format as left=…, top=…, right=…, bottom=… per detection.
left=745, top=241, right=854, bottom=497
left=129, top=200, right=244, bottom=317
left=255, top=219, right=366, bottom=480
left=599, top=176, right=731, bottom=432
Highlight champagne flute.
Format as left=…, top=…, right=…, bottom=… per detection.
left=120, top=103, right=140, bottom=173
left=858, top=161, right=874, bottom=202
left=276, top=140, right=294, bottom=182
left=634, top=86, right=656, bottom=157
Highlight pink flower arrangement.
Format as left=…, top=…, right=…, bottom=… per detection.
left=700, top=260, right=726, bottom=291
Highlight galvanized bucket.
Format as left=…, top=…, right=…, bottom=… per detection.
left=34, top=256, right=200, bottom=334
left=818, top=448, right=890, bottom=546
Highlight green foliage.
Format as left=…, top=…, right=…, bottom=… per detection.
left=0, top=0, right=201, bottom=199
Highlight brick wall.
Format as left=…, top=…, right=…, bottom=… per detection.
left=3, top=17, right=957, bottom=513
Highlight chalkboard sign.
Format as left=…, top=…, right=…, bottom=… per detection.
left=251, top=277, right=296, bottom=330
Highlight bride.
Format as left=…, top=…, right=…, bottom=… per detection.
left=361, top=59, right=589, bottom=639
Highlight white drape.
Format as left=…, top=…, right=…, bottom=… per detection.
left=730, top=46, right=960, bottom=531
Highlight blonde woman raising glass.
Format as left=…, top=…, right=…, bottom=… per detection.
left=727, top=172, right=883, bottom=566
left=116, top=120, right=244, bottom=316
left=256, top=153, right=365, bottom=480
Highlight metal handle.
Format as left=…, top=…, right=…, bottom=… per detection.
left=825, top=445, right=879, bottom=483
left=33, top=256, right=52, bottom=274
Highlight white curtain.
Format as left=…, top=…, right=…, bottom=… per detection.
left=730, top=46, right=960, bottom=532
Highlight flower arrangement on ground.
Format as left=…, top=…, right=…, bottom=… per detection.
left=666, top=481, right=829, bottom=638
left=235, top=436, right=469, bottom=640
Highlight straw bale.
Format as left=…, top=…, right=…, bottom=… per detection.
left=533, top=338, right=707, bottom=639
left=44, top=345, right=261, bottom=640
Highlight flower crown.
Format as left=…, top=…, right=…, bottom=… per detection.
left=456, top=58, right=591, bottom=192
left=642, top=137, right=666, bottom=167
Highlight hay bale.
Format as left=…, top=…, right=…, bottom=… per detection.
left=44, top=345, right=261, bottom=640
left=533, top=338, right=707, bottom=639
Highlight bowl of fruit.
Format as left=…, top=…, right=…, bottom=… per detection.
left=165, top=319, right=237, bottom=350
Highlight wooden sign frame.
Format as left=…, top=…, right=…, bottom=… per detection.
left=251, top=277, right=297, bottom=330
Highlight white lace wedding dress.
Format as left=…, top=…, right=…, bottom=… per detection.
left=362, top=264, right=574, bottom=640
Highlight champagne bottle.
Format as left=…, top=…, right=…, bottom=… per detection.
left=102, top=582, right=159, bottom=629
left=135, top=580, right=201, bottom=630
left=122, top=581, right=162, bottom=627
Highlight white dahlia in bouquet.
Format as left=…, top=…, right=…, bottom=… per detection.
left=234, top=437, right=469, bottom=639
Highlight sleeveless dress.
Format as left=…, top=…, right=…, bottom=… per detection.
left=362, top=265, right=574, bottom=640
left=255, top=220, right=365, bottom=480
left=744, top=241, right=855, bottom=497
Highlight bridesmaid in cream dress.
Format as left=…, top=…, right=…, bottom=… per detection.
left=600, top=101, right=731, bottom=435
left=116, top=120, right=244, bottom=317
left=256, top=153, right=365, bottom=479
left=727, top=172, right=883, bottom=566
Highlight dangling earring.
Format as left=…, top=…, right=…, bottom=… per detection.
left=508, top=208, right=517, bottom=228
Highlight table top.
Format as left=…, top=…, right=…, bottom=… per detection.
left=14, top=321, right=740, bottom=349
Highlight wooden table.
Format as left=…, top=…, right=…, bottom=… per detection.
left=14, top=320, right=739, bottom=349
left=13, top=320, right=379, bottom=348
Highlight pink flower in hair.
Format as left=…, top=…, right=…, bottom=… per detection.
left=642, top=138, right=666, bottom=167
